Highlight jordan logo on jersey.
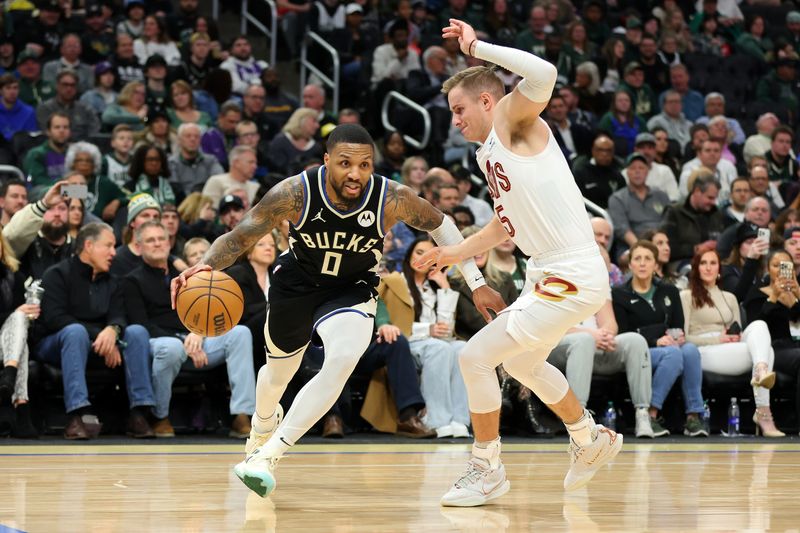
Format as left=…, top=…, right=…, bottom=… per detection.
left=485, top=160, right=511, bottom=200
left=358, top=211, right=376, bottom=227
left=311, top=209, right=326, bottom=223
left=534, top=275, right=579, bottom=302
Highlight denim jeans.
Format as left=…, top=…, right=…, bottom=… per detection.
left=650, top=342, right=704, bottom=414
left=35, top=324, right=155, bottom=413
left=149, top=325, right=256, bottom=419
left=409, top=337, right=470, bottom=429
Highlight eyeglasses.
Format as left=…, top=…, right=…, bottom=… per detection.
left=239, top=131, right=258, bottom=137
left=73, top=157, right=93, bottom=163
left=246, top=94, right=265, bottom=100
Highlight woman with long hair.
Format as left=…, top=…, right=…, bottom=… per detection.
left=400, top=156, right=428, bottom=194
left=561, top=21, right=595, bottom=80
left=227, top=233, right=276, bottom=370
left=573, top=61, right=604, bottom=115
left=134, top=15, right=181, bottom=66
left=102, top=81, right=148, bottom=131
left=80, top=62, right=118, bottom=118
left=167, top=80, right=213, bottom=129
left=681, top=249, right=783, bottom=436
left=177, top=192, right=215, bottom=226
left=612, top=240, right=706, bottom=437
left=652, top=127, right=682, bottom=178
left=0, top=232, right=38, bottom=437
left=721, top=223, right=767, bottom=302
left=599, top=36, right=626, bottom=93
left=736, top=14, right=773, bottom=62
left=266, top=107, right=324, bottom=175
left=126, top=144, right=177, bottom=207
left=597, top=91, right=646, bottom=155
left=641, top=229, right=686, bottom=288
left=374, top=131, right=406, bottom=182
left=67, top=198, right=85, bottom=239
left=743, top=249, right=800, bottom=432
left=379, top=236, right=471, bottom=438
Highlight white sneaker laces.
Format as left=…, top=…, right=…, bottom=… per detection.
left=455, top=459, right=489, bottom=488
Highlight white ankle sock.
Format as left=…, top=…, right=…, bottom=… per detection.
left=565, top=410, right=594, bottom=447
left=472, top=437, right=501, bottom=469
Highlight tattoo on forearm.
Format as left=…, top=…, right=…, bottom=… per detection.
left=202, top=176, right=304, bottom=270
left=385, top=182, right=444, bottom=231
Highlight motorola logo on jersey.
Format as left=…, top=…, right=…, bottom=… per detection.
left=534, top=276, right=579, bottom=302
left=358, top=211, right=376, bottom=227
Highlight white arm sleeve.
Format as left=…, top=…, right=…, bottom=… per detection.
left=429, top=217, right=487, bottom=291
left=473, top=41, right=557, bottom=103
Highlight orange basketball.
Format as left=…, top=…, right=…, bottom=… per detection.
left=175, top=270, right=244, bottom=337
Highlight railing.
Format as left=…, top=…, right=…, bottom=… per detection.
left=300, top=31, right=340, bottom=115
left=380, top=91, right=431, bottom=150
left=583, top=197, right=613, bottom=239
left=0, top=165, right=25, bottom=182
left=240, top=0, right=278, bottom=68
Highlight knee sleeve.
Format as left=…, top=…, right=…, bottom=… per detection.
left=505, top=353, right=569, bottom=405
left=316, top=311, right=374, bottom=378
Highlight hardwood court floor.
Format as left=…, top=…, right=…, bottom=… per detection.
left=2, top=441, right=800, bottom=532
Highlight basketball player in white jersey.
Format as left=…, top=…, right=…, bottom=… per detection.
left=415, top=20, right=623, bottom=507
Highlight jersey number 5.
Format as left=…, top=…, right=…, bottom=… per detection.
left=321, top=251, right=342, bottom=276
left=495, top=205, right=516, bottom=237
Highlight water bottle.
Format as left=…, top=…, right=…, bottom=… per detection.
left=727, top=397, right=740, bottom=436
left=702, top=400, right=711, bottom=435
left=603, top=401, right=617, bottom=431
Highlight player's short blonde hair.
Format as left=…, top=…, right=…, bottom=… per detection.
left=441, top=66, right=505, bottom=102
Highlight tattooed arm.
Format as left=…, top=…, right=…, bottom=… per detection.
left=382, top=181, right=444, bottom=231
left=170, top=175, right=305, bottom=306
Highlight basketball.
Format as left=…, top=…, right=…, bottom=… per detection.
left=175, top=270, right=244, bottom=337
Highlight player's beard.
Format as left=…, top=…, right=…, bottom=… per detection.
left=332, top=180, right=363, bottom=210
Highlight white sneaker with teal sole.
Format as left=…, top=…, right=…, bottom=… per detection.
left=233, top=447, right=280, bottom=498
left=564, top=424, right=623, bottom=491
left=440, top=457, right=510, bottom=507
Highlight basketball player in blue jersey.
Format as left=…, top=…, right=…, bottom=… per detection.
left=171, top=123, right=506, bottom=499
left=415, top=20, right=623, bottom=506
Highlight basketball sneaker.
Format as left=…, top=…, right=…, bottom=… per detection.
left=245, top=404, right=283, bottom=457
left=563, top=424, right=623, bottom=491
left=233, top=447, right=281, bottom=498
left=440, top=457, right=510, bottom=507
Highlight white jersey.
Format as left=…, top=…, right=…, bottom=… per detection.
left=475, top=119, right=595, bottom=259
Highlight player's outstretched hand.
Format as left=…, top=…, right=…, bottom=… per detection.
left=170, top=262, right=213, bottom=309
left=413, top=245, right=463, bottom=271
left=442, top=19, right=477, bottom=56
left=472, top=285, right=507, bottom=323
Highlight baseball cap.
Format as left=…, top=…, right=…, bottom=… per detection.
left=787, top=11, right=800, bottom=24
left=625, top=152, right=648, bottom=166
left=783, top=227, right=800, bottom=240
left=736, top=222, right=759, bottom=245
left=39, top=0, right=62, bottom=13
left=94, top=61, right=113, bottom=76
left=86, top=3, right=103, bottom=18
left=17, top=49, right=41, bottom=64
left=218, top=194, right=245, bottom=215
left=345, top=3, right=363, bottom=15
left=635, top=132, right=656, bottom=146
left=624, top=61, right=643, bottom=75
left=144, top=54, right=168, bottom=69
left=125, top=0, right=145, bottom=11
left=626, top=17, right=642, bottom=30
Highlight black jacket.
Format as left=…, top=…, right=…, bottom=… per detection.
left=451, top=271, right=518, bottom=340
left=20, top=235, right=74, bottom=283
left=743, top=278, right=800, bottom=346
left=40, top=256, right=127, bottom=339
left=662, top=199, right=725, bottom=263
left=612, top=278, right=684, bottom=347
left=720, top=259, right=760, bottom=304
left=571, top=157, right=626, bottom=209
left=226, top=261, right=269, bottom=333
left=124, top=261, right=185, bottom=338
left=0, top=266, right=26, bottom=326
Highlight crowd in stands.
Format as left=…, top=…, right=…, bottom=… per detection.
left=0, top=0, right=799, bottom=441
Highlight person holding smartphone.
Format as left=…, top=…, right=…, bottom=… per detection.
left=681, top=249, right=784, bottom=437
left=744, top=249, right=800, bottom=433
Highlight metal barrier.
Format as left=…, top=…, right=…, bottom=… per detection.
left=299, top=31, right=340, bottom=115
left=240, top=0, right=278, bottom=67
left=380, top=91, right=431, bottom=150
left=583, top=197, right=614, bottom=238
left=0, top=165, right=25, bottom=182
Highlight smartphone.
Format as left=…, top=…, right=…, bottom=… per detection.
left=757, top=228, right=770, bottom=243
left=779, top=261, right=794, bottom=280
left=62, top=184, right=88, bottom=200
